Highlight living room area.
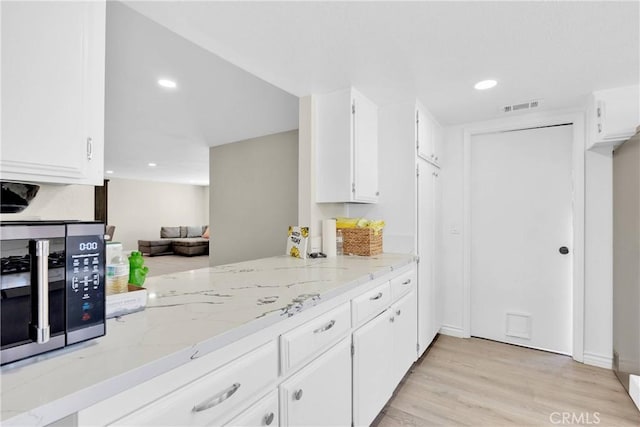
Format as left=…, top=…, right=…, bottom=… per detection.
left=99, top=177, right=211, bottom=276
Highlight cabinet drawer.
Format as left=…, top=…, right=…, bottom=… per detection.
left=280, top=302, right=351, bottom=372
left=390, top=269, right=416, bottom=301
left=112, top=341, right=278, bottom=426
left=351, top=281, right=391, bottom=327
left=224, top=390, right=278, bottom=427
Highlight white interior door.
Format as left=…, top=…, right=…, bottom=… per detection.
left=470, top=125, right=573, bottom=354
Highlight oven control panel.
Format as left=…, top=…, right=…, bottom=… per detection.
left=65, top=231, right=105, bottom=334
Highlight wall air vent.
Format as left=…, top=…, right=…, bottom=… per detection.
left=501, top=99, right=542, bottom=114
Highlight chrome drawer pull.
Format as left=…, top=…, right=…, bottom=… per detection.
left=370, top=292, right=383, bottom=301
left=402, top=279, right=411, bottom=285
left=192, top=383, right=240, bottom=412
left=264, top=412, right=275, bottom=425
left=313, top=319, right=335, bottom=334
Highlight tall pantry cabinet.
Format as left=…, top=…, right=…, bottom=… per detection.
left=348, top=100, right=443, bottom=356
left=0, top=1, right=106, bottom=185
left=416, top=103, right=443, bottom=354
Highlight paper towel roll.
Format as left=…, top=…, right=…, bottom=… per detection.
left=322, top=219, right=337, bottom=257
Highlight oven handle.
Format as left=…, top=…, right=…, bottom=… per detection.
left=30, top=240, right=51, bottom=344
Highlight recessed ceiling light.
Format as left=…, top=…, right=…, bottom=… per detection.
left=105, top=170, right=114, bottom=174
left=157, top=79, right=177, bottom=89
left=148, top=162, right=157, bottom=167
left=474, top=79, right=498, bottom=90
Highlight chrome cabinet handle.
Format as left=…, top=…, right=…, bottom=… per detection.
left=192, top=383, right=240, bottom=412
left=402, top=279, right=411, bottom=286
left=390, top=316, right=395, bottom=323
left=597, top=123, right=602, bottom=133
left=396, top=309, right=401, bottom=316
left=86, top=137, right=93, bottom=160
left=370, top=292, right=383, bottom=301
left=30, top=240, right=50, bottom=344
left=313, top=319, right=335, bottom=334
left=294, top=389, right=304, bottom=401
left=264, top=412, right=275, bottom=425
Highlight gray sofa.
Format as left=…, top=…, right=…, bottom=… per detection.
left=138, top=225, right=209, bottom=257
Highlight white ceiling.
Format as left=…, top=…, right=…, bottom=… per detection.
left=105, top=2, right=299, bottom=185
left=109, top=1, right=640, bottom=185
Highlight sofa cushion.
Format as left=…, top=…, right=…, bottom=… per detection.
left=172, top=237, right=209, bottom=247
left=160, top=226, right=181, bottom=238
left=138, top=239, right=173, bottom=247
left=186, top=226, right=203, bottom=238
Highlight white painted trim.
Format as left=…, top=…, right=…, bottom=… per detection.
left=462, top=109, right=586, bottom=363
left=439, top=325, right=465, bottom=338
left=630, top=375, right=640, bottom=411
left=583, top=352, right=613, bottom=369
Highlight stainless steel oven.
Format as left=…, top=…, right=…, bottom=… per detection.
left=0, top=221, right=106, bottom=365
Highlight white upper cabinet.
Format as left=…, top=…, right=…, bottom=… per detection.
left=316, top=87, right=379, bottom=203
left=587, top=85, right=640, bottom=150
left=0, top=1, right=106, bottom=185
left=416, top=103, right=442, bottom=167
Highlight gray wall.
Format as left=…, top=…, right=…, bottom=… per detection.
left=210, top=130, right=298, bottom=266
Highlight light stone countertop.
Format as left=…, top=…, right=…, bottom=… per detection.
left=0, top=253, right=414, bottom=426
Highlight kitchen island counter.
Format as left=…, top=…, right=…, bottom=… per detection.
left=1, top=253, right=414, bottom=426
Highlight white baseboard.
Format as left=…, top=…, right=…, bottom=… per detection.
left=583, top=352, right=613, bottom=369
left=439, top=325, right=465, bottom=338
left=630, top=375, right=640, bottom=411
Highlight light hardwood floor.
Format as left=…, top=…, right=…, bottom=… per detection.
left=374, top=335, right=640, bottom=426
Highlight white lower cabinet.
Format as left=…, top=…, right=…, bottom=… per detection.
left=352, top=279, right=418, bottom=427
left=111, top=341, right=278, bottom=426
left=224, top=391, right=278, bottom=427
left=279, top=337, right=352, bottom=427
left=390, top=290, right=418, bottom=388
left=352, top=311, right=393, bottom=427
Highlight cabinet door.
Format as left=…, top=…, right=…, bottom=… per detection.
left=590, top=85, right=640, bottom=149
left=280, top=338, right=351, bottom=427
left=0, top=1, right=105, bottom=185
left=433, top=169, right=443, bottom=338
left=352, top=311, right=393, bottom=427
left=224, top=391, right=278, bottom=427
left=390, top=290, right=418, bottom=389
left=352, top=91, right=379, bottom=202
left=417, top=161, right=436, bottom=355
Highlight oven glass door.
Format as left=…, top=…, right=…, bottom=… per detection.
left=1, top=226, right=66, bottom=363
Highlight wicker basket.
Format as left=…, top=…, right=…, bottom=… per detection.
left=338, top=228, right=383, bottom=256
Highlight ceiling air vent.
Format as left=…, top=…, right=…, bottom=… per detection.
left=501, top=99, right=541, bottom=114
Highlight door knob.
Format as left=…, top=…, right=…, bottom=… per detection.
left=559, top=246, right=569, bottom=255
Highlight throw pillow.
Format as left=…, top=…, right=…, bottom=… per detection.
left=202, top=226, right=210, bottom=239
left=187, top=226, right=203, bottom=238
left=160, top=226, right=181, bottom=238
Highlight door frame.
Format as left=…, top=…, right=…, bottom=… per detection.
left=462, top=110, right=585, bottom=362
